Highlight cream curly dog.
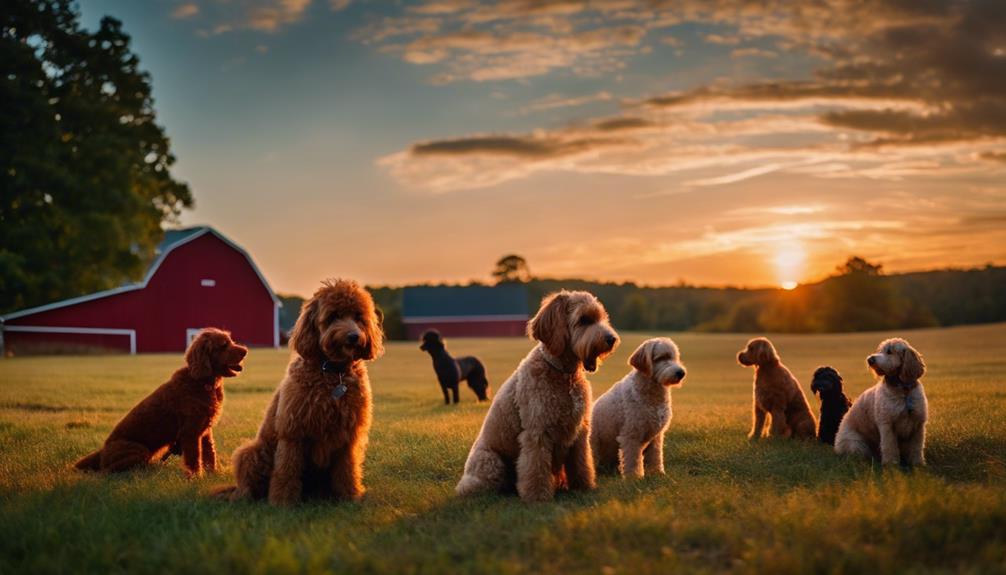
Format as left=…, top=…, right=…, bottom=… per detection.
left=835, top=338, right=928, bottom=466
left=591, top=337, right=686, bottom=478
left=737, top=337, right=817, bottom=440
left=456, top=290, right=619, bottom=502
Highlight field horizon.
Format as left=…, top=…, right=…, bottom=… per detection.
left=2, top=322, right=1005, bottom=574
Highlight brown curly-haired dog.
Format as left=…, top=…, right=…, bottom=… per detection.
left=456, top=290, right=619, bottom=502
left=75, top=328, right=247, bottom=476
left=737, top=337, right=816, bottom=440
left=591, top=338, right=686, bottom=478
left=221, top=279, right=384, bottom=505
left=835, top=338, right=928, bottom=466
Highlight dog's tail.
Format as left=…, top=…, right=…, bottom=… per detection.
left=74, top=450, right=102, bottom=471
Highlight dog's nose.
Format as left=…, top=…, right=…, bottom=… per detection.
left=237, top=347, right=248, bottom=358
left=347, top=332, right=361, bottom=345
left=675, top=368, right=686, bottom=380
left=604, top=334, right=616, bottom=348
left=867, top=356, right=876, bottom=366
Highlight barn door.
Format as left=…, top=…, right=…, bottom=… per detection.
left=186, top=328, right=203, bottom=348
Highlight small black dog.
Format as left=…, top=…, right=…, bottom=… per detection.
left=419, top=329, right=490, bottom=405
left=810, top=366, right=852, bottom=445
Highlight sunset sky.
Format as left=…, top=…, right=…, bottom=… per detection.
left=78, top=0, right=1006, bottom=296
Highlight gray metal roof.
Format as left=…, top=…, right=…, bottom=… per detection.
left=402, top=284, right=529, bottom=318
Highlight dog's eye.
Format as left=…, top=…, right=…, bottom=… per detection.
left=578, top=317, right=593, bottom=326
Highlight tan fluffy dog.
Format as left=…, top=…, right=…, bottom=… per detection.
left=456, top=290, right=619, bottom=502
left=835, top=338, right=928, bottom=466
left=221, top=279, right=384, bottom=505
left=591, top=338, right=686, bottom=478
left=737, top=337, right=817, bottom=440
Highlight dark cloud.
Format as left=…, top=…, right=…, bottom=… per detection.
left=410, top=134, right=630, bottom=158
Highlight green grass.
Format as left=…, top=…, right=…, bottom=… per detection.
left=2, top=324, right=1005, bottom=574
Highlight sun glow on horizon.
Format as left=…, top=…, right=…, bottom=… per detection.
left=781, top=280, right=798, bottom=290
left=774, top=244, right=806, bottom=291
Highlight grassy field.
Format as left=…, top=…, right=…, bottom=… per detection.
left=2, top=324, right=1005, bottom=574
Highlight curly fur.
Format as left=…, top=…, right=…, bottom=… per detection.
left=456, top=291, right=619, bottom=502
left=810, top=366, right=851, bottom=445
left=220, top=279, right=384, bottom=504
left=737, top=337, right=817, bottom=440
left=591, top=338, right=686, bottom=478
left=835, top=338, right=928, bottom=466
left=75, top=328, right=247, bottom=476
left=419, top=329, right=490, bottom=404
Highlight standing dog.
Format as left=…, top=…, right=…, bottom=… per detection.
left=456, top=291, right=619, bottom=502
left=591, top=338, right=686, bottom=478
left=419, top=329, right=490, bottom=404
left=221, top=279, right=384, bottom=504
left=75, top=328, right=247, bottom=476
left=835, top=338, right=928, bottom=466
left=810, top=366, right=851, bottom=445
left=737, top=338, right=817, bottom=440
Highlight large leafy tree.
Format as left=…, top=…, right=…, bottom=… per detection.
left=1, top=0, right=191, bottom=313
left=491, top=254, right=531, bottom=284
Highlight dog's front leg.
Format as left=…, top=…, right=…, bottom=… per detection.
left=903, top=426, right=926, bottom=466
left=644, top=432, right=665, bottom=476
left=201, top=430, right=217, bottom=473
left=516, top=429, right=556, bottom=502
left=563, top=428, right=596, bottom=490
left=269, top=438, right=305, bottom=505
left=452, top=384, right=460, bottom=404
left=749, top=405, right=767, bottom=440
left=179, top=428, right=203, bottom=477
left=619, top=434, right=646, bottom=478
left=442, top=385, right=450, bottom=405
left=878, top=423, right=900, bottom=465
left=330, top=439, right=367, bottom=501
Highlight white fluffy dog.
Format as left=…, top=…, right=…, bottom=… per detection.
left=835, top=338, right=928, bottom=466
left=590, top=338, right=686, bottom=478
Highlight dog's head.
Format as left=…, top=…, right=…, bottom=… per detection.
left=737, top=337, right=779, bottom=367
left=419, top=329, right=445, bottom=353
left=290, top=278, right=385, bottom=364
left=185, top=328, right=248, bottom=379
left=529, top=290, right=619, bottom=373
left=470, top=376, right=491, bottom=402
left=867, top=338, right=925, bottom=382
left=629, top=337, right=686, bottom=387
left=810, top=366, right=844, bottom=397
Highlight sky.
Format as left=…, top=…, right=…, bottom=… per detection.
left=77, top=0, right=1006, bottom=296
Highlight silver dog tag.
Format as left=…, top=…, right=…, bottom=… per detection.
left=332, top=384, right=348, bottom=399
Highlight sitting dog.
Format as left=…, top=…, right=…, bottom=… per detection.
left=456, top=290, right=619, bottom=502
left=419, top=329, right=490, bottom=404
left=221, top=279, right=384, bottom=504
left=75, top=328, right=247, bottom=476
left=591, top=337, right=686, bottom=478
left=810, top=366, right=851, bottom=445
left=835, top=338, right=928, bottom=466
left=737, top=337, right=817, bottom=440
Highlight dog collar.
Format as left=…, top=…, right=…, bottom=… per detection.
left=540, top=346, right=576, bottom=375
left=321, top=360, right=352, bottom=399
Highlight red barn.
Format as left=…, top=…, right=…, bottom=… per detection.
left=402, top=285, right=529, bottom=339
left=1, top=226, right=280, bottom=355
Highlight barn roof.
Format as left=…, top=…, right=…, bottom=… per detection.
left=2, top=226, right=280, bottom=321
left=402, top=284, right=529, bottom=320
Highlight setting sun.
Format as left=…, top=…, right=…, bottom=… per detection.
left=781, top=281, right=798, bottom=290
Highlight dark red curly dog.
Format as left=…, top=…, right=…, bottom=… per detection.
left=219, top=279, right=384, bottom=505
left=75, top=328, right=247, bottom=476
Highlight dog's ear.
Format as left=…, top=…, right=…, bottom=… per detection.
left=185, top=332, right=214, bottom=379
left=629, top=340, right=655, bottom=376
left=361, top=304, right=385, bottom=361
left=529, top=292, right=570, bottom=356
left=290, top=297, right=321, bottom=360
left=756, top=339, right=778, bottom=364
left=899, top=343, right=925, bottom=381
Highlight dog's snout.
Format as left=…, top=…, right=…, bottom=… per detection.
left=674, top=367, right=686, bottom=380
left=347, top=332, right=361, bottom=345
left=867, top=355, right=876, bottom=366
left=236, top=347, right=248, bottom=359
left=604, top=333, right=616, bottom=348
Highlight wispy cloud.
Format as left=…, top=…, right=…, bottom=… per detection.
left=171, top=2, right=199, bottom=20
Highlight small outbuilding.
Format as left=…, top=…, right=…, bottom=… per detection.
left=402, top=284, right=529, bottom=339
left=1, top=226, right=280, bottom=355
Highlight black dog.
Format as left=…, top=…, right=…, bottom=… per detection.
left=419, top=329, right=490, bottom=405
left=810, top=366, right=851, bottom=445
